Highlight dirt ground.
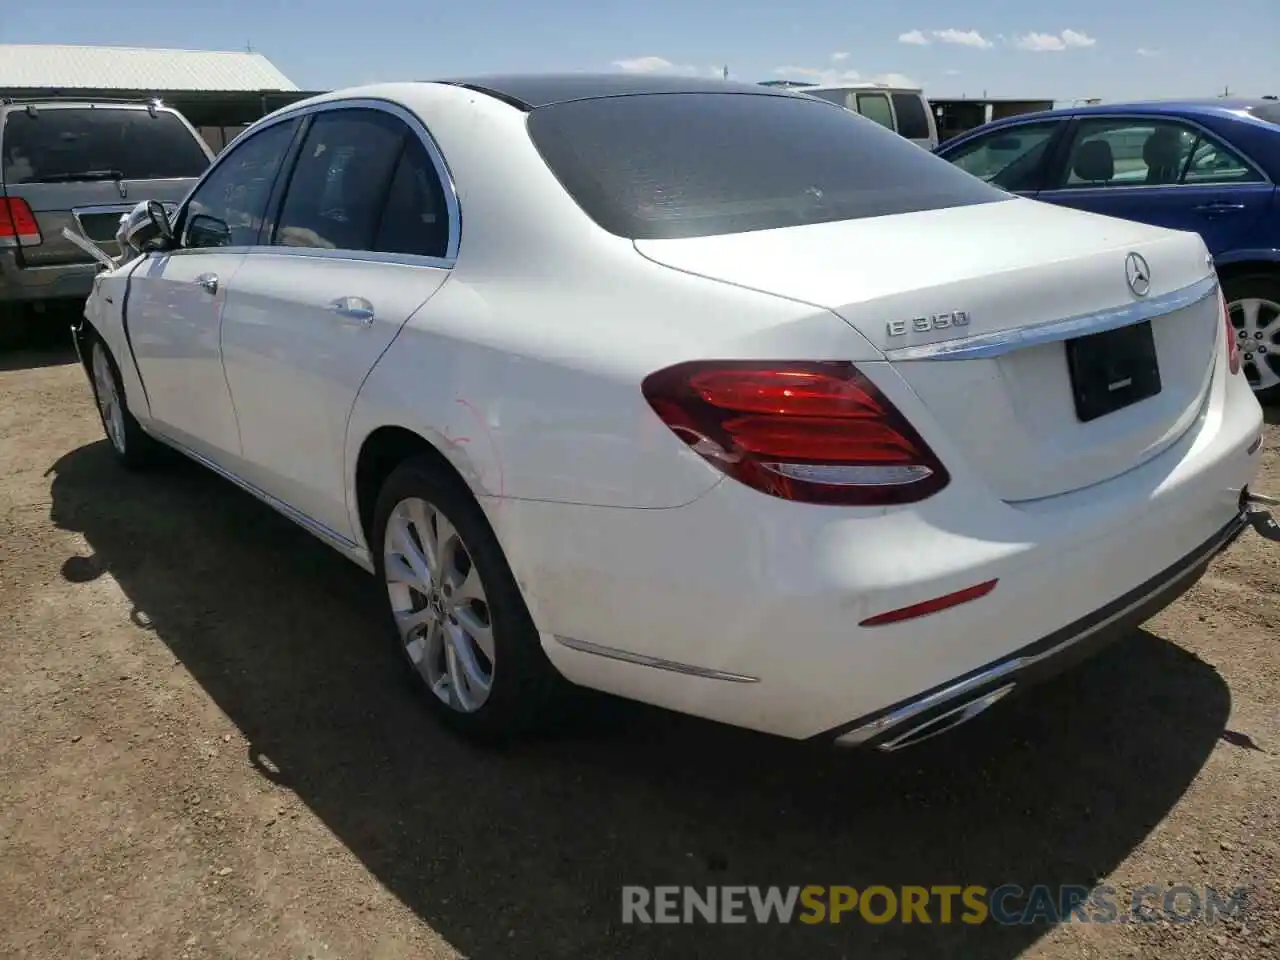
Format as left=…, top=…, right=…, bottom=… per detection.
left=1, top=326, right=1278, bottom=960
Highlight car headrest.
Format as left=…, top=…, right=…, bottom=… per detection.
left=1143, top=127, right=1185, bottom=182
left=1073, top=139, right=1114, bottom=182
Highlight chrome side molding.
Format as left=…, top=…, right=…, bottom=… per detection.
left=553, top=635, right=760, bottom=682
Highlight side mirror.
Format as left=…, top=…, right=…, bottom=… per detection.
left=144, top=199, right=174, bottom=248
left=186, top=213, right=233, bottom=249
left=122, top=199, right=175, bottom=253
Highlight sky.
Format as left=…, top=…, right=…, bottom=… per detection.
left=2, top=0, right=1277, bottom=102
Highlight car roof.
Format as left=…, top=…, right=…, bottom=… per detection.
left=979, top=97, right=1278, bottom=128
left=433, top=73, right=809, bottom=110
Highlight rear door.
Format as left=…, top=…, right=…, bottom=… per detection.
left=938, top=118, right=1072, bottom=195
left=1035, top=114, right=1274, bottom=257
left=0, top=104, right=211, bottom=264
left=219, top=104, right=455, bottom=541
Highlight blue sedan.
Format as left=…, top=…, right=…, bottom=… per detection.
left=935, top=98, right=1280, bottom=402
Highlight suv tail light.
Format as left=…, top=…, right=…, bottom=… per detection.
left=1220, top=286, right=1241, bottom=376
left=641, top=360, right=949, bottom=506
left=0, top=197, right=42, bottom=248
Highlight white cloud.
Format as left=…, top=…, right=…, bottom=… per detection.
left=932, top=29, right=992, bottom=49
left=1013, top=29, right=1098, bottom=52
left=1136, top=47, right=1160, bottom=57
left=774, top=65, right=861, bottom=83
left=944, top=68, right=962, bottom=76
left=898, top=30, right=929, bottom=46
left=613, top=56, right=705, bottom=75
left=773, top=65, right=919, bottom=88
left=870, top=72, right=920, bottom=87
left=831, top=51, right=850, bottom=61
left=1014, top=32, right=1066, bottom=51
left=1062, top=29, right=1097, bottom=48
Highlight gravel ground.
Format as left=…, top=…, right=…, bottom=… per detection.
left=1, top=327, right=1278, bottom=960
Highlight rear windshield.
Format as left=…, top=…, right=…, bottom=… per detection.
left=1, top=107, right=209, bottom=185
left=526, top=92, right=1005, bottom=240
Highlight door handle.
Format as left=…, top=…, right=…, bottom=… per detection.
left=1193, top=202, right=1247, bottom=214
left=194, top=273, right=218, bottom=295
left=328, top=296, right=375, bottom=326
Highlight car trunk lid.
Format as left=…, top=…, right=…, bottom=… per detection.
left=634, top=198, right=1222, bottom=502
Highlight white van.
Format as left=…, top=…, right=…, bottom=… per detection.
left=793, top=83, right=938, bottom=149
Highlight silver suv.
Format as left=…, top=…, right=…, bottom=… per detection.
left=1, top=99, right=213, bottom=337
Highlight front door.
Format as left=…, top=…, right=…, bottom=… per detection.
left=125, top=116, right=302, bottom=465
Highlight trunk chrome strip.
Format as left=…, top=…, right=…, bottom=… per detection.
left=882, top=274, right=1219, bottom=362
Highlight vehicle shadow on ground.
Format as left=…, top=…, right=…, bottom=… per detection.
left=0, top=321, right=76, bottom=372
left=1264, top=403, right=1280, bottom=426
left=47, top=441, right=1231, bottom=960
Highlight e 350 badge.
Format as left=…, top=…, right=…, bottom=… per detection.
left=886, top=311, right=970, bottom=338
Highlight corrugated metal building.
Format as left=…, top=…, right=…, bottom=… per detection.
left=0, top=44, right=320, bottom=152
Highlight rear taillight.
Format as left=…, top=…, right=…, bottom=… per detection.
left=641, top=360, right=949, bottom=506
left=0, top=197, right=42, bottom=248
left=1221, top=286, right=1241, bottom=376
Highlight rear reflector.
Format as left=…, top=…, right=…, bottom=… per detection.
left=0, top=197, right=42, bottom=248
left=859, top=579, right=998, bottom=627
left=641, top=360, right=949, bottom=505
left=1220, top=286, right=1241, bottom=376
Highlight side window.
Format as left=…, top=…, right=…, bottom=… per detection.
left=182, top=118, right=299, bottom=249
left=855, top=93, right=895, bottom=131
left=945, top=121, right=1061, bottom=191
left=1182, top=136, right=1264, bottom=184
left=891, top=93, right=931, bottom=140
left=273, top=109, right=405, bottom=251
left=373, top=136, right=451, bottom=259
left=1059, top=118, right=1196, bottom=188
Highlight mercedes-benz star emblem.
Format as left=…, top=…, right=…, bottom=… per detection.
left=1124, top=252, right=1151, bottom=298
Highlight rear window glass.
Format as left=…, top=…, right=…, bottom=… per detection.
left=526, top=92, right=1005, bottom=240
left=891, top=93, right=932, bottom=140
left=1, top=107, right=209, bottom=185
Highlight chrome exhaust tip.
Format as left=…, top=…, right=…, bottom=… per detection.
left=876, top=682, right=1017, bottom=752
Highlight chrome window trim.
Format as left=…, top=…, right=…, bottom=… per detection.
left=175, top=96, right=461, bottom=264
left=1046, top=112, right=1273, bottom=191
left=883, top=273, right=1219, bottom=362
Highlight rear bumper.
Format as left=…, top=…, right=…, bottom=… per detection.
left=826, top=506, right=1250, bottom=749
left=503, top=357, right=1264, bottom=741
left=0, top=251, right=97, bottom=304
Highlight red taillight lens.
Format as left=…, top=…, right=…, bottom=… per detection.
left=641, top=360, right=950, bottom=506
left=1220, top=287, right=1241, bottom=376
left=0, top=197, right=42, bottom=248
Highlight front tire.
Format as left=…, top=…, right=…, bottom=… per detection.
left=88, top=337, right=164, bottom=469
left=1223, top=273, right=1280, bottom=406
left=370, top=456, right=566, bottom=743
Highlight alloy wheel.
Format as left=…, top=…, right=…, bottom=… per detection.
left=1229, top=296, right=1280, bottom=393
left=92, top=344, right=127, bottom=455
left=383, top=496, right=495, bottom=712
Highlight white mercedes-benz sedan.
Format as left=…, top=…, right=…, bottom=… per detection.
left=73, top=74, right=1269, bottom=750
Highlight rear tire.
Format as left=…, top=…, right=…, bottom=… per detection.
left=1223, top=273, right=1280, bottom=406
left=88, top=337, right=165, bottom=470
left=370, top=456, right=567, bottom=744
